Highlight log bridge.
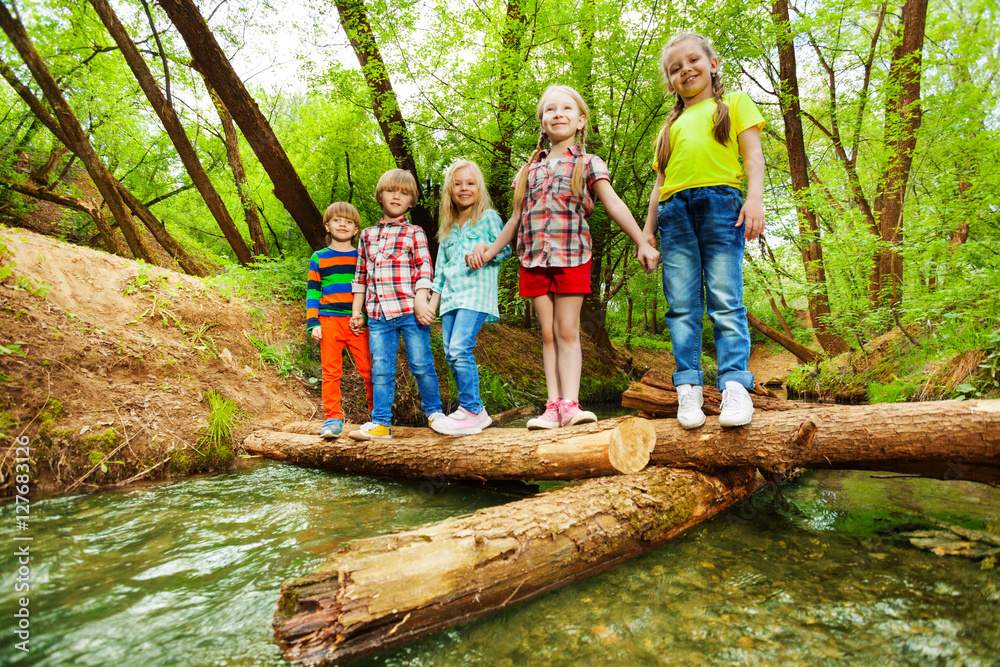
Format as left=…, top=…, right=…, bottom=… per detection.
left=244, top=376, right=1000, bottom=665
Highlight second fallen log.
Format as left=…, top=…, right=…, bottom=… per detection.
left=273, top=465, right=763, bottom=666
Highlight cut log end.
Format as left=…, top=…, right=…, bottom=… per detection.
left=608, top=417, right=657, bottom=474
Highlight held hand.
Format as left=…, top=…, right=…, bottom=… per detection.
left=414, top=298, right=435, bottom=326
left=636, top=243, right=661, bottom=274
left=310, top=327, right=322, bottom=342
left=466, top=243, right=490, bottom=270
left=349, top=314, right=365, bottom=334
left=736, top=200, right=766, bottom=241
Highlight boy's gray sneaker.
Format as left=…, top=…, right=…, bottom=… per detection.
left=320, top=418, right=344, bottom=439
left=676, top=384, right=706, bottom=429
left=719, top=382, right=754, bottom=427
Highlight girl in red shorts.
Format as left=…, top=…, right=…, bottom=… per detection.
left=470, top=85, right=660, bottom=429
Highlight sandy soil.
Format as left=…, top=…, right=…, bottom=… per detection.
left=0, top=228, right=317, bottom=495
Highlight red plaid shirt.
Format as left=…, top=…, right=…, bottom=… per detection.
left=515, top=144, right=610, bottom=268
left=352, top=216, right=434, bottom=320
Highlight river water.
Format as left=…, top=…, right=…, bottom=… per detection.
left=1, top=459, right=998, bottom=665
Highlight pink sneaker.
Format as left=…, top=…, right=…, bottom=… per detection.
left=431, top=407, right=492, bottom=436
left=527, top=400, right=561, bottom=430
left=559, top=399, right=597, bottom=427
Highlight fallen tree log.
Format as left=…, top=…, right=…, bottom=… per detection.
left=649, top=398, right=1000, bottom=485
left=273, top=465, right=764, bottom=666
left=246, top=400, right=1000, bottom=485
left=243, top=416, right=657, bottom=481
left=622, top=369, right=817, bottom=418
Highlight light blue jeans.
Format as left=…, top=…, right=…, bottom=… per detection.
left=658, top=185, right=754, bottom=391
left=441, top=309, right=488, bottom=415
left=367, top=313, right=443, bottom=426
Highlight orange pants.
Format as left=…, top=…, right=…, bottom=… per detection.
left=320, top=316, right=374, bottom=420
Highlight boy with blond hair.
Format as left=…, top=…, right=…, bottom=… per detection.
left=348, top=169, right=445, bottom=439
left=307, top=202, right=374, bottom=438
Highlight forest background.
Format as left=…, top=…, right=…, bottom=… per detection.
left=1, top=0, right=999, bottom=408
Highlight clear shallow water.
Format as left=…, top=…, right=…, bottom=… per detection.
left=1, top=462, right=997, bottom=666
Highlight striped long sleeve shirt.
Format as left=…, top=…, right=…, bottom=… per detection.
left=306, top=247, right=358, bottom=330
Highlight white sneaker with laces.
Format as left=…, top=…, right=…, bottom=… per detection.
left=719, top=382, right=754, bottom=427
left=676, top=384, right=706, bottom=429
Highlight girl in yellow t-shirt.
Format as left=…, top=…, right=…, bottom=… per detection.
left=641, top=32, right=766, bottom=430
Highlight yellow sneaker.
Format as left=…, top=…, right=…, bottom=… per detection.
left=348, top=421, right=391, bottom=440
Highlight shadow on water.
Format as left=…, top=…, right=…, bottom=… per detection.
left=2, top=456, right=997, bottom=665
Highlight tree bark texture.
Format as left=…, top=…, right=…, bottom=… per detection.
left=243, top=416, right=657, bottom=482
left=0, top=5, right=155, bottom=263
left=872, top=0, right=928, bottom=305
left=622, top=369, right=817, bottom=418
left=89, top=0, right=255, bottom=266
left=204, top=81, right=270, bottom=257
left=649, top=398, right=1000, bottom=485
left=155, top=0, right=326, bottom=249
left=333, top=0, right=437, bottom=255
left=771, top=0, right=850, bottom=355
left=487, top=0, right=528, bottom=213
left=746, top=311, right=821, bottom=364
left=272, top=466, right=763, bottom=666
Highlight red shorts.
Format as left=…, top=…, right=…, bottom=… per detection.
left=519, top=260, right=592, bottom=297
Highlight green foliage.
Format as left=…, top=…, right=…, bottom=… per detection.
left=0, top=343, right=26, bottom=356
left=478, top=366, right=539, bottom=414
left=244, top=331, right=308, bottom=378
left=210, top=256, right=310, bottom=306
left=200, top=390, right=240, bottom=451
left=868, top=380, right=919, bottom=404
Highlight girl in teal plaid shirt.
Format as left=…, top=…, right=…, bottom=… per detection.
left=470, top=85, right=660, bottom=430
left=419, top=160, right=510, bottom=436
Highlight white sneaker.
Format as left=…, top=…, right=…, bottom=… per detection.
left=432, top=407, right=492, bottom=436
left=719, top=382, right=754, bottom=427
left=676, top=384, right=706, bottom=429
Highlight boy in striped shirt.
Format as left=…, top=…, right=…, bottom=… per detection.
left=307, top=202, right=374, bottom=438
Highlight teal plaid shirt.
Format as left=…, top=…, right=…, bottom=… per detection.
left=431, top=209, right=511, bottom=322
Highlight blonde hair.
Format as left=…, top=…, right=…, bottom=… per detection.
left=653, top=33, right=731, bottom=174
left=374, top=168, right=419, bottom=210
left=512, top=85, right=590, bottom=213
left=322, top=201, right=360, bottom=243
left=438, top=160, right=493, bottom=242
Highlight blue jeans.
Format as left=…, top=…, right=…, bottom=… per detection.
left=441, top=309, right=488, bottom=414
left=367, top=313, right=443, bottom=426
left=658, top=185, right=754, bottom=391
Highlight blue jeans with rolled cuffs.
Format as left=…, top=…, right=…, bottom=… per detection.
left=658, top=185, right=754, bottom=392
left=441, top=309, right=488, bottom=415
left=367, top=313, right=443, bottom=426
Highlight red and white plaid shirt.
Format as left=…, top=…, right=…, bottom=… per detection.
left=352, top=216, right=434, bottom=320
left=515, top=144, right=610, bottom=268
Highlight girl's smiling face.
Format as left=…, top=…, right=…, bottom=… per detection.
left=450, top=166, right=478, bottom=215
left=664, top=39, right=718, bottom=106
left=540, top=90, right=586, bottom=145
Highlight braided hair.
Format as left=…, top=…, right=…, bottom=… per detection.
left=653, top=33, right=731, bottom=174
left=512, top=85, right=591, bottom=212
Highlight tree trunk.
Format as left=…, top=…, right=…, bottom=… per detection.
left=155, top=0, right=326, bottom=249
left=202, top=79, right=269, bottom=257
left=114, top=180, right=209, bottom=277
left=28, top=146, right=67, bottom=184
left=89, top=0, right=255, bottom=265
left=333, top=0, right=437, bottom=255
left=244, top=397, right=999, bottom=484
left=243, top=416, right=658, bottom=482
left=649, top=398, right=1000, bottom=485
left=273, top=465, right=764, bottom=666
left=0, top=6, right=155, bottom=263
left=5, top=178, right=119, bottom=249
left=771, top=0, right=850, bottom=355
left=872, top=0, right=928, bottom=305
left=488, top=0, right=529, bottom=214
left=746, top=311, right=821, bottom=363
left=622, top=370, right=818, bottom=418
left=747, top=254, right=792, bottom=337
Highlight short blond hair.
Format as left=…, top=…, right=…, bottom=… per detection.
left=375, top=169, right=419, bottom=209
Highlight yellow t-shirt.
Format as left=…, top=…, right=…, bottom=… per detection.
left=654, top=91, right=765, bottom=201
